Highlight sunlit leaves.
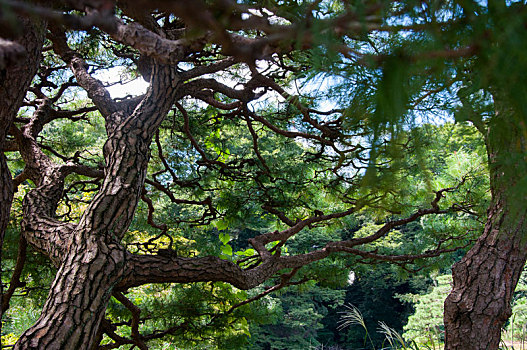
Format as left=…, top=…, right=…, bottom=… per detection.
left=104, top=281, right=255, bottom=348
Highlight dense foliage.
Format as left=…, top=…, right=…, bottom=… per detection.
left=1, top=1, right=526, bottom=349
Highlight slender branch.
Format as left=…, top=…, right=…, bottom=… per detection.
left=246, top=117, right=272, bottom=175
left=249, top=110, right=335, bottom=146
left=249, top=206, right=358, bottom=251
left=0, top=0, right=117, bottom=33
left=177, top=102, right=228, bottom=169
left=98, top=319, right=134, bottom=350
left=140, top=190, right=167, bottom=232
left=112, top=292, right=148, bottom=350
left=221, top=267, right=303, bottom=316
left=180, top=57, right=237, bottom=80
left=1, top=236, right=27, bottom=313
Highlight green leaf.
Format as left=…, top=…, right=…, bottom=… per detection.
left=239, top=317, right=250, bottom=337
left=374, top=51, right=411, bottom=126
left=219, top=232, right=230, bottom=245
left=221, top=244, right=233, bottom=256
left=215, top=220, right=229, bottom=231
left=236, top=248, right=256, bottom=257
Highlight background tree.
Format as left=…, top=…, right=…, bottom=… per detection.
left=403, top=274, right=452, bottom=346
left=0, top=1, right=524, bottom=349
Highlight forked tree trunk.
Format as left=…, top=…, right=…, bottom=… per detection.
left=11, top=56, right=180, bottom=349
left=444, top=111, right=527, bottom=349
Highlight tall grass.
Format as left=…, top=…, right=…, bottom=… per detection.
left=501, top=312, right=527, bottom=350
left=337, top=303, right=527, bottom=350
left=337, top=303, right=426, bottom=350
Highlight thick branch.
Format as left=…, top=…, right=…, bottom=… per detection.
left=119, top=253, right=281, bottom=290
left=77, top=63, right=180, bottom=240
left=49, top=27, right=118, bottom=118
left=0, top=0, right=117, bottom=32
left=110, top=21, right=197, bottom=64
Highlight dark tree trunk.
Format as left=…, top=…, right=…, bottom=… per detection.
left=0, top=17, right=46, bottom=338
left=12, top=58, right=180, bottom=349
left=444, top=111, right=527, bottom=349
left=444, top=193, right=527, bottom=349
left=4, top=7, right=493, bottom=349
left=13, top=237, right=126, bottom=349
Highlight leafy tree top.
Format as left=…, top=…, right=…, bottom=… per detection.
left=1, top=0, right=519, bottom=348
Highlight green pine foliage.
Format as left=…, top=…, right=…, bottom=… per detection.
left=246, top=284, right=346, bottom=350
left=402, top=274, right=451, bottom=346
left=6, top=0, right=527, bottom=348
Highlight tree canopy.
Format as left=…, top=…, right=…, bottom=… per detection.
left=0, top=1, right=526, bottom=349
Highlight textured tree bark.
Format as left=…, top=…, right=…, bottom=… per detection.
left=13, top=60, right=180, bottom=349
left=13, top=237, right=126, bottom=349
left=0, top=17, right=46, bottom=339
left=3, top=8, right=482, bottom=349
left=444, top=111, right=527, bottom=349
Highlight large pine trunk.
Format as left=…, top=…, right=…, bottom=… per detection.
left=444, top=193, right=527, bottom=348
left=10, top=56, right=179, bottom=348
left=13, top=237, right=125, bottom=350
left=444, top=110, right=527, bottom=349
